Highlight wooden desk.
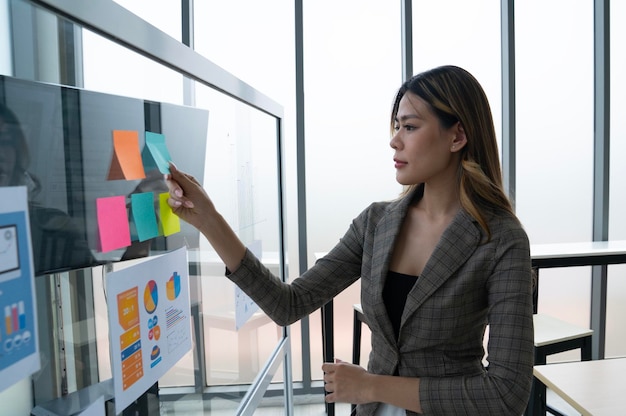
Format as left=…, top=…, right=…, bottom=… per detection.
left=533, top=357, right=626, bottom=416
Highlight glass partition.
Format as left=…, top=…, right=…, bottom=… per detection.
left=515, top=0, right=594, bottom=362
left=1, top=0, right=290, bottom=414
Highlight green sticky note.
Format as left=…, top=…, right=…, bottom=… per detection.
left=131, top=192, right=159, bottom=241
left=143, top=132, right=172, bottom=174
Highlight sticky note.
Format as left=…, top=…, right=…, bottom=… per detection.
left=96, top=196, right=131, bottom=252
left=108, top=130, right=146, bottom=180
left=142, top=132, right=172, bottom=174
left=131, top=192, right=160, bottom=242
left=158, top=192, right=180, bottom=236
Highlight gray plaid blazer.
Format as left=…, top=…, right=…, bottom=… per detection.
left=229, top=189, right=534, bottom=415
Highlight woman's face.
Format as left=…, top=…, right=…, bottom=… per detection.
left=0, top=118, right=18, bottom=186
left=390, top=92, right=461, bottom=187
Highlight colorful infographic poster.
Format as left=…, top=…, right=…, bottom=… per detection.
left=106, top=247, right=191, bottom=414
left=0, top=186, right=40, bottom=393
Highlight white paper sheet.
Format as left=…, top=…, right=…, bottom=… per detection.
left=0, top=186, right=40, bottom=393
left=106, top=247, right=191, bottom=414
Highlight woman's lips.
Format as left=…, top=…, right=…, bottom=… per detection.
left=394, top=159, right=407, bottom=169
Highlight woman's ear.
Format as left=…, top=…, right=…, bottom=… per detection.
left=450, top=122, right=467, bottom=152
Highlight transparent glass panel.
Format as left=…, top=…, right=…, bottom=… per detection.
left=192, top=82, right=283, bottom=390
left=515, top=0, right=594, bottom=243
left=192, top=0, right=294, bottom=100
left=412, top=0, right=502, bottom=149
left=192, top=0, right=307, bottom=388
left=516, top=0, right=594, bottom=361
left=607, top=0, right=626, bottom=358
left=302, top=0, right=402, bottom=381
left=3, top=1, right=288, bottom=413
left=82, top=30, right=184, bottom=104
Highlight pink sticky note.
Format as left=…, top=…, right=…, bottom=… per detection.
left=97, top=196, right=131, bottom=252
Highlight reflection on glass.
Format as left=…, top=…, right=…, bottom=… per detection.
left=0, top=75, right=207, bottom=274
left=0, top=78, right=95, bottom=275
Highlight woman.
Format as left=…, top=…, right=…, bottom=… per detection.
left=0, top=103, right=94, bottom=274
left=166, top=65, right=534, bottom=415
left=0, top=104, right=38, bottom=190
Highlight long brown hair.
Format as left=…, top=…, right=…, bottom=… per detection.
left=390, top=65, right=514, bottom=240
left=0, top=103, right=41, bottom=195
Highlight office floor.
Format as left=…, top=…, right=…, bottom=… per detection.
left=160, top=390, right=579, bottom=415
left=160, top=394, right=351, bottom=415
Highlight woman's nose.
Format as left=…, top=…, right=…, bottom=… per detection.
left=390, top=133, right=400, bottom=149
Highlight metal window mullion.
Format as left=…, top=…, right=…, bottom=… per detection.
left=181, top=0, right=195, bottom=107
left=294, top=0, right=313, bottom=395
left=501, top=0, right=516, bottom=208
left=401, top=0, right=412, bottom=81
left=591, top=0, right=610, bottom=360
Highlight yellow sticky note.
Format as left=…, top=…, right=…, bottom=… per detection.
left=159, top=192, right=180, bottom=236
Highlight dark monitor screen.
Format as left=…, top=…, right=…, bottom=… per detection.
left=0, top=75, right=207, bottom=276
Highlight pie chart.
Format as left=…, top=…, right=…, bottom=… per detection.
left=144, top=280, right=158, bottom=314
left=166, top=272, right=181, bottom=301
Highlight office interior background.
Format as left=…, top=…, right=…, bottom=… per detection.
left=0, top=0, right=625, bottom=414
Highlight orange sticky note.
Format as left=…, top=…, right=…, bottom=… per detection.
left=108, top=130, right=146, bottom=180
left=159, top=192, right=180, bottom=236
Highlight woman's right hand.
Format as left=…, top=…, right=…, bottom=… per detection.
left=166, top=163, right=215, bottom=232
left=166, top=162, right=247, bottom=273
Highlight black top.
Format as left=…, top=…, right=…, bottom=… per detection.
left=383, top=270, right=419, bottom=341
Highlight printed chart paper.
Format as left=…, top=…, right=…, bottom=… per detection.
left=106, top=247, right=191, bottom=414
left=0, top=186, right=40, bottom=393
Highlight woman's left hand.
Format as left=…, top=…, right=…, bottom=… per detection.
left=322, top=358, right=373, bottom=404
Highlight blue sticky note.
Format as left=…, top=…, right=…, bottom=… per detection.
left=131, top=192, right=160, bottom=241
left=143, top=132, right=172, bottom=174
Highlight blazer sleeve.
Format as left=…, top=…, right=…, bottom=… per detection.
left=419, top=223, right=534, bottom=415
left=225, top=204, right=373, bottom=326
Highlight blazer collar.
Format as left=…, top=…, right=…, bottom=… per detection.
left=370, top=187, right=482, bottom=344
left=403, top=208, right=481, bottom=319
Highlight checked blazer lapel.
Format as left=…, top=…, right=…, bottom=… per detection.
left=401, top=209, right=481, bottom=326
left=368, top=193, right=415, bottom=346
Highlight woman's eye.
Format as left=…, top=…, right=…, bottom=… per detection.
left=393, top=124, right=417, bottom=132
